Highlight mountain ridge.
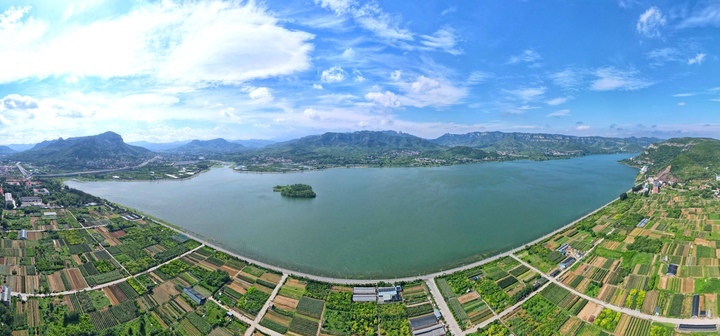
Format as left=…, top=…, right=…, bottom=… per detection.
left=623, top=137, right=720, bottom=182
left=166, top=138, right=246, bottom=153
left=9, top=131, right=153, bottom=169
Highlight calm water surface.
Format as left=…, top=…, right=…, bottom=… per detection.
left=66, top=154, right=637, bottom=278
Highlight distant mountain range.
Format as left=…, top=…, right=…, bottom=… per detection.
left=128, top=140, right=191, bottom=152
left=167, top=138, right=246, bottom=154
left=624, top=137, right=720, bottom=182
left=0, top=146, right=15, bottom=155
left=432, top=132, right=659, bottom=155
left=128, top=139, right=275, bottom=152
left=269, top=130, right=442, bottom=151
left=2, top=130, right=666, bottom=170
left=9, top=131, right=153, bottom=169
left=232, top=139, right=275, bottom=148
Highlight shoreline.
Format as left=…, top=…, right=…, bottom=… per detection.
left=105, top=193, right=622, bottom=283
left=48, top=152, right=637, bottom=181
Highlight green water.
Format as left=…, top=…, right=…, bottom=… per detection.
left=66, top=154, right=638, bottom=278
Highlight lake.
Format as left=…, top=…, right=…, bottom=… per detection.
left=66, top=154, right=638, bottom=278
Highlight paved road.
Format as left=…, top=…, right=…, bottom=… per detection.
left=33, top=156, right=160, bottom=178
left=425, top=278, right=462, bottom=335
left=245, top=273, right=289, bottom=335
left=208, top=296, right=283, bottom=336
left=17, top=245, right=204, bottom=299
left=16, top=162, right=30, bottom=179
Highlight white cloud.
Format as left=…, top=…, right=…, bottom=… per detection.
left=712, top=98, right=720, bottom=102
left=353, top=69, right=365, bottom=82
left=248, top=87, right=272, bottom=100
left=341, top=48, right=355, bottom=58
left=550, top=68, right=585, bottom=90
left=636, top=7, right=666, bottom=38
left=317, top=93, right=358, bottom=104
left=220, top=107, right=239, bottom=120
left=441, top=7, right=457, bottom=15
left=677, top=3, right=720, bottom=28
left=321, top=66, right=346, bottom=82
left=504, top=87, right=546, bottom=101
left=576, top=125, right=590, bottom=130
left=548, top=109, right=570, bottom=117
left=590, top=67, right=653, bottom=91
left=313, top=84, right=323, bottom=90
left=546, top=97, right=569, bottom=106
left=303, top=108, right=323, bottom=120
left=0, top=6, right=30, bottom=30
left=678, top=102, right=686, bottom=106
left=411, top=76, right=441, bottom=93
left=688, top=53, right=706, bottom=65
left=618, top=0, right=639, bottom=9
left=508, top=50, right=541, bottom=65
left=420, top=27, right=462, bottom=55
left=390, top=70, right=402, bottom=81
left=0, top=2, right=314, bottom=85
left=1, top=94, right=39, bottom=110
left=353, top=3, right=413, bottom=41
left=400, top=76, right=466, bottom=108
left=646, top=48, right=681, bottom=65
left=314, top=0, right=354, bottom=14
left=365, top=91, right=400, bottom=108
left=63, top=0, right=105, bottom=19
left=467, top=71, right=491, bottom=84
left=673, top=93, right=695, bottom=97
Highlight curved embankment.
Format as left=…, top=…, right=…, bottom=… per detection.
left=139, top=196, right=620, bottom=284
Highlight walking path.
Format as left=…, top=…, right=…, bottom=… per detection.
left=425, top=278, right=462, bottom=335
left=208, top=296, right=282, bottom=336
left=246, top=273, right=289, bottom=335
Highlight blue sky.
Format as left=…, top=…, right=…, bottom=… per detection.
left=0, top=0, right=719, bottom=144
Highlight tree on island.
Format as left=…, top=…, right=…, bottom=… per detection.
left=273, top=184, right=316, bottom=198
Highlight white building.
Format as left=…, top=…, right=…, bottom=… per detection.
left=4, top=193, right=15, bottom=209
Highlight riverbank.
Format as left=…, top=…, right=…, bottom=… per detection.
left=105, top=192, right=622, bottom=283
left=66, top=154, right=638, bottom=278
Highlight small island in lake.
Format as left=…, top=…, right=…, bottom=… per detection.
left=273, top=184, right=317, bottom=198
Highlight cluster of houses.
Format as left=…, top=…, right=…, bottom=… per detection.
left=555, top=243, right=581, bottom=272
left=2, top=180, right=52, bottom=209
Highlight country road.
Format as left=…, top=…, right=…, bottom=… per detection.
left=30, top=155, right=160, bottom=178
left=424, top=278, right=461, bottom=335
